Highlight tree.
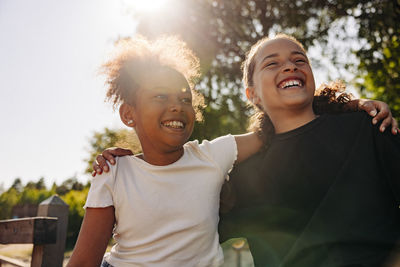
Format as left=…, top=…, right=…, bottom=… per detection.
left=131, top=0, right=348, bottom=139
left=55, top=177, right=85, bottom=196
left=61, top=187, right=89, bottom=249
left=0, top=178, right=54, bottom=219
left=0, top=187, right=19, bottom=219
left=85, top=128, right=142, bottom=174
left=129, top=0, right=399, bottom=127
left=25, top=177, right=46, bottom=190
left=10, top=177, right=23, bottom=192
left=354, top=1, right=400, bottom=119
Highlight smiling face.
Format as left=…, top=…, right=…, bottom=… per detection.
left=120, top=67, right=195, bottom=160
left=248, top=38, right=316, bottom=119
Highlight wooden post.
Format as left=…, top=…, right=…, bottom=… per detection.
left=31, top=195, right=69, bottom=267
left=0, top=217, right=57, bottom=244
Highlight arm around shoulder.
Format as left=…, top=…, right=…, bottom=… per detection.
left=234, top=132, right=263, bottom=164
left=67, top=206, right=115, bottom=267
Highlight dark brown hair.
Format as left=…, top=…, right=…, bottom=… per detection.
left=242, top=34, right=353, bottom=146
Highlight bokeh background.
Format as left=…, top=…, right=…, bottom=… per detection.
left=1, top=0, right=399, bottom=263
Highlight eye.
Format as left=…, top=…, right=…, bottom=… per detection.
left=181, top=97, right=192, bottom=104
left=155, top=94, right=167, bottom=100
left=295, top=58, right=307, bottom=64
left=264, top=62, right=277, bottom=68
left=261, top=60, right=282, bottom=70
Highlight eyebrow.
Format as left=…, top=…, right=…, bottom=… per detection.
left=261, top=50, right=308, bottom=63
left=291, top=51, right=307, bottom=58
left=261, top=53, right=278, bottom=62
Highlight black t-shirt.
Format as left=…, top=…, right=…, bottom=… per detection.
left=219, top=112, right=400, bottom=267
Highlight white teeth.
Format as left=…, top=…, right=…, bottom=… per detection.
left=280, top=79, right=303, bottom=89
left=163, top=121, right=184, bottom=128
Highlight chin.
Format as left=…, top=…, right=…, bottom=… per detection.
left=281, top=96, right=312, bottom=107
left=168, top=138, right=189, bottom=149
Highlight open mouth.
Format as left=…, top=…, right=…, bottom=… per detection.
left=161, top=120, right=185, bottom=129
left=278, top=78, right=304, bottom=89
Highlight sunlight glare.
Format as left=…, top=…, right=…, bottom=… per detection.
left=123, top=0, right=169, bottom=13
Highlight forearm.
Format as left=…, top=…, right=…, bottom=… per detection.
left=67, top=207, right=115, bottom=267
left=234, top=132, right=263, bottom=164
left=344, top=99, right=360, bottom=112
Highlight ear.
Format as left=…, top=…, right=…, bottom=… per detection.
left=246, top=87, right=261, bottom=105
left=119, top=103, right=136, bottom=127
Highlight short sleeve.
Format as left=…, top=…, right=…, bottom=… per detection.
left=83, top=166, right=115, bottom=209
left=199, top=134, right=237, bottom=180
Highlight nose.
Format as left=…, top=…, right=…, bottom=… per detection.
left=282, top=60, right=298, bottom=72
left=169, top=98, right=183, bottom=112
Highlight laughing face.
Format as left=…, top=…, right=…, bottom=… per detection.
left=249, top=38, right=316, bottom=119
left=124, top=68, right=195, bottom=157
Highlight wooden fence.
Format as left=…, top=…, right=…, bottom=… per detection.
left=0, top=195, right=69, bottom=267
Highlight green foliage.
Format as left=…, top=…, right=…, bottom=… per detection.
left=61, top=188, right=89, bottom=249
left=0, top=178, right=56, bottom=219
left=0, top=178, right=89, bottom=249
left=55, top=177, right=86, bottom=196
left=133, top=0, right=348, bottom=138
left=132, top=0, right=400, bottom=127
left=85, top=128, right=142, bottom=173
left=19, top=178, right=54, bottom=205
left=10, top=177, right=23, bottom=192
left=25, top=177, right=46, bottom=190
left=19, top=187, right=54, bottom=205
left=354, top=1, right=400, bottom=119
left=0, top=187, right=20, bottom=219
left=85, top=128, right=120, bottom=174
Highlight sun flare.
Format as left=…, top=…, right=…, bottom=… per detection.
left=123, top=0, right=169, bottom=13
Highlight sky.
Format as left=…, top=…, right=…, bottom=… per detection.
left=0, top=0, right=359, bottom=190
left=0, top=0, right=140, bottom=189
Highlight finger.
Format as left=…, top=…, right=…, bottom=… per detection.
left=96, top=154, right=109, bottom=172
left=113, top=148, right=133, bottom=156
left=95, top=167, right=103, bottom=175
left=372, top=107, right=389, bottom=125
left=379, top=116, right=392, bottom=132
left=391, top=118, right=399, bottom=135
left=360, top=101, right=377, bottom=117
left=92, top=160, right=103, bottom=175
left=102, top=150, right=116, bottom=165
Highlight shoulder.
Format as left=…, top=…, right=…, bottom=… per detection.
left=185, top=134, right=236, bottom=157
left=323, top=111, right=400, bottom=148
left=94, top=155, right=134, bottom=184
left=114, top=155, right=135, bottom=168
left=321, top=112, right=372, bottom=135
left=184, top=135, right=237, bottom=171
left=185, top=134, right=235, bottom=148
left=324, top=111, right=370, bottom=125
left=100, top=155, right=134, bottom=175
left=85, top=157, right=135, bottom=209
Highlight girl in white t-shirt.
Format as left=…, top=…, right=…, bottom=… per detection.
left=67, top=36, right=263, bottom=267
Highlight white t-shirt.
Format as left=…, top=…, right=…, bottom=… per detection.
left=84, top=134, right=237, bottom=267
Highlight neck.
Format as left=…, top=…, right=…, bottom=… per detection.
left=139, top=146, right=184, bottom=166
left=269, top=107, right=317, bottom=134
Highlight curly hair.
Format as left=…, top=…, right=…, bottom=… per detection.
left=100, top=35, right=204, bottom=121
left=242, top=34, right=354, bottom=146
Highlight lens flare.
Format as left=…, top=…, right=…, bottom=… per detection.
left=122, top=0, right=168, bottom=13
